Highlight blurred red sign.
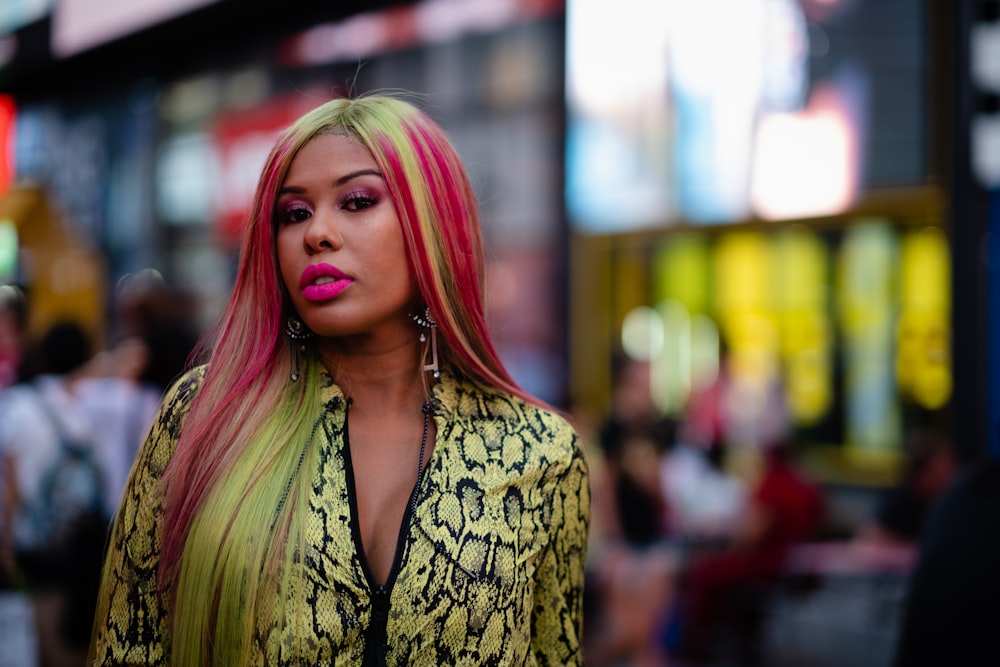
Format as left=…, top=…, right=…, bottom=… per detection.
left=0, top=95, right=15, bottom=195
left=212, top=92, right=322, bottom=245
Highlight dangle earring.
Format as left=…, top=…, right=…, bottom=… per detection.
left=284, top=316, right=314, bottom=382
left=411, top=307, right=440, bottom=379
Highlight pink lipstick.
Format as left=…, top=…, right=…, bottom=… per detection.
left=300, top=263, right=353, bottom=302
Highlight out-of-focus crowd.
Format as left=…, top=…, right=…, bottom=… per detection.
left=0, top=280, right=198, bottom=667
left=0, top=278, right=985, bottom=667
left=575, top=355, right=958, bottom=667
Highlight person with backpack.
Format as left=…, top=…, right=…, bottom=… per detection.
left=0, top=320, right=146, bottom=667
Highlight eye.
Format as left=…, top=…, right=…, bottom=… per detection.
left=341, top=191, right=379, bottom=212
left=276, top=203, right=312, bottom=225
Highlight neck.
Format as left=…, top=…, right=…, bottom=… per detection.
left=316, top=334, right=429, bottom=413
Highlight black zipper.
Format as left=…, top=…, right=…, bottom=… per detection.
left=344, top=400, right=423, bottom=667
left=364, top=583, right=391, bottom=667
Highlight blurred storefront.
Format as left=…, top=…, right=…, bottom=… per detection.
left=564, top=0, right=965, bottom=498
left=0, top=184, right=106, bottom=345
left=0, top=0, right=570, bottom=404
left=0, top=3, right=995, bottom=664
left=0, top=0, right=992, bottom=487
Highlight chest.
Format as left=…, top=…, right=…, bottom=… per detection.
left=279, top=439, right=548, bottom=665
left=308, top=415, right=553, bottom=578
left=343, top=409, right=433, bottom=584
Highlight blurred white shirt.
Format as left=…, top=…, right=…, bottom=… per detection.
left=0, top=374, right=160, bottom=551
left=660, top=442, right=747, bottom=541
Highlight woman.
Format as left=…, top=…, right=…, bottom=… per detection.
left=88, top=94, right=590, bottom=666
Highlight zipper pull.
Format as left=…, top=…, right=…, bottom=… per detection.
left=372, top=583, right=390, bottom=622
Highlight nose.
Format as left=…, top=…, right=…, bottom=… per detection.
left=303, top=208, right=344, bottom=252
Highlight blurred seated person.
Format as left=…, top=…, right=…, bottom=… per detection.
left=586, top=356, right=677, bottom=666
left=597, top=354, right=676, bottom=548
left=668, top=436, right=825, bottom=664
left=660, top=426, right=747, bottom=544
left=857, top=429, right=955, bottom=547
left=660, top=372, right=746, bottom=543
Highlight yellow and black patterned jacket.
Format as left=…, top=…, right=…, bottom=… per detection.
left=90, top=366, right=590, bottom=666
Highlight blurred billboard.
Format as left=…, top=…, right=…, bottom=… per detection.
left=52, top=0, right=220, bottom=57
left=565, top=0, right=928, bottom=232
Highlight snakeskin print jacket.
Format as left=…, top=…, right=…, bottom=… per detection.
left=89, top=365, right=590, bottom=666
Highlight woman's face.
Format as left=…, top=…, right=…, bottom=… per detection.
left=276, top=132, right=415, bottom=340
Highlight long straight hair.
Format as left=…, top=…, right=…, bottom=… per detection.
left=157, top=94, right=538, bottom=664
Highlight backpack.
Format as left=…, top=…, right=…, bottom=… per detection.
left=29, top=386, right=106, bottom=550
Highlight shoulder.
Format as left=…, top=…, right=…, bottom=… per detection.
left=137, top=366, right=206, bottom=465
left=0, top=385, right=37, bottom=445
left=167, top=364, right=207, bottom=401
left=157, top=366, right=206, bottom=422
left=70, top=377, right=157, bottom=415
left=116, top=368, right=207, bottom=534
left=449, top=374, right=574, bottom=429
left=0, top=382, right=38, bottom=415
left=440, top=375, right=584, bottom=472
left=0, top=381, right=51, bottom=436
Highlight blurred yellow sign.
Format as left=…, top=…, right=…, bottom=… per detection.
left=0, top=186, right=106, bottom=346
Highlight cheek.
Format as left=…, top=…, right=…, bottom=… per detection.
left=380, top=234, right=414, bottom=291
left=375, top=216, right=409, bottom=266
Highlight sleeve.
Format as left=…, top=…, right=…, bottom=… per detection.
left=530, top=426, right=591, bottom=666
left=88, top=369, right=204, bottom=666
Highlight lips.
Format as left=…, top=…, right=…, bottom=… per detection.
left=300, top=263, right=353, bottom=302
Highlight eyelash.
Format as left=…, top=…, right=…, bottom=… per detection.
left=342, top=191, right=378, bottom=211
left=275, top=192, right=379, bottom=225
left=277, top=205, right=312, bottom=226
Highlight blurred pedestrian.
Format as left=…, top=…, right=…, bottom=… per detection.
left=586, top=355, right=678, bottom=666
left=892, top=456, right=1000, bottom=667
left=0, top=321, right=109, bottom=667
left=596, top=354, right=676, bottom=547
left=0, top=284, right=28, bottom=388
left=108, top=273, right=200, bottom=394
left=857, top=429, right=955, bottom=547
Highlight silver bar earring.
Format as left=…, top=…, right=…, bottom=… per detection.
left=411, top=307, right=440, bottom=379
left=285, top=316, right=314, bottom=382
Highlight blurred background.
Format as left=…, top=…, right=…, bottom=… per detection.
left=0, top=0, right=997, bottom=665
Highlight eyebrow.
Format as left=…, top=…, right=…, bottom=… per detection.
left=279, top=168, right=384, bottom=195
left=335, top=168, right=383, bottom=186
